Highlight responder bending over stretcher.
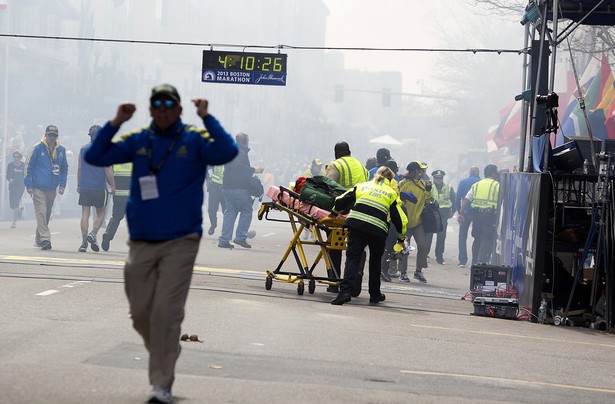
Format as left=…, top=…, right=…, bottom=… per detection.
left=329, top=166, right=408, bottom=306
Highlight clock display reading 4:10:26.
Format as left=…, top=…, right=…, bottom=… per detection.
left=202, top=50, right=287, bottom=73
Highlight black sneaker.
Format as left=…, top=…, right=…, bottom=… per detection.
left=87, top=233, right=100, bottom=252
left=399, top=273, right=410, bottom=282
left=41, top=240, right=52, bottom=250
left=380, top=272, right=392, bottom=282
left=78, top=242, right=87, bottom=252
left=413, top=270, right=427, bottom=283
left=369, top=293, right=386, bottom=304
left=233, top=239, right=252, bottom=249
left=218, top=241, right=234, bottom=249
left=101, top=233, right=110, bottom=251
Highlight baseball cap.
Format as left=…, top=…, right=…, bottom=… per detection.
left=312, top=158, right=323, bottom=166
left=88, top=125, right=102, bottom=137
left=150, top=84, right=181, bottom=103
left=406, top=161, right=421, bottom=173
left=376, top=148, right=391, bottom=163
left=45, top=125, right=59, bottom=137
left=432, top=169, right=445, bottom=178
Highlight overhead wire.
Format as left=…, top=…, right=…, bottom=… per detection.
left=0, top=32, right=530, bottom=55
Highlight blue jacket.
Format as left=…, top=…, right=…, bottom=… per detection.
left=85, top=115, right=238, bottom=241
left=24, top=138, right=69, bottom=190
left=455, top=174, right=480, bottom=213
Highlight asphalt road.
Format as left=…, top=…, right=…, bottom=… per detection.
left=1, top=213, right=615, bottom=403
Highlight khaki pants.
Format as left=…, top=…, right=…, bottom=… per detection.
left=32, top=188, right=57, bottom=243
left=124, top=233, right=201, bottom=389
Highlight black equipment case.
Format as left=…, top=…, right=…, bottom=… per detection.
left=473, top=297, right=519, bottom=320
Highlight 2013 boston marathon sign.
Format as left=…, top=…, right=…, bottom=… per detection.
left=201, top=50, right=287, bottom=86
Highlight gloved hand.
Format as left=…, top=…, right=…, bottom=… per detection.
left=400, top=191, right=418, bottom=204
left=393, top=236, right=405, bottom=253
left=425, top=183, right=432, bottom=191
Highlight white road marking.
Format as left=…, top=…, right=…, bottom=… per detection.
left=61, top=281, right=92, bottom=288
left=36, top=290, right=59, bottom=296
left=261, top=232, right=276, bottom=237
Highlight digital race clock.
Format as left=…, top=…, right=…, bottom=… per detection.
left=201, top=50, right=288, bottom=86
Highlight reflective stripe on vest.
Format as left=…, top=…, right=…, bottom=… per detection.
left=433, top=183, right=452, bottom=208
left=211, top=165, right=224, bottom=185
left=331, top=156, right=369, bottom=189
left=113, top=162, right=132, bottom=196
left=471, top=178, right=499, bottom=209
left=347, top=181, right=396, bottom=233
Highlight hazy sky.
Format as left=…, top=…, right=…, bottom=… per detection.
left=324, top=1, right=524, bottom=93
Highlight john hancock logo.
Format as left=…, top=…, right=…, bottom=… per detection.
left=255, top=73, right=286, bottom=85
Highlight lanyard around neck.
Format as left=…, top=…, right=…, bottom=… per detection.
left=147, top=125, right=181, bottom=175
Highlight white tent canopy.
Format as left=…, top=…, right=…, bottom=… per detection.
left=369, top=134, right=402, bottom=146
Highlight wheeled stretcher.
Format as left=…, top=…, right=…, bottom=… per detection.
left=257, top=185, right=348, bottom=295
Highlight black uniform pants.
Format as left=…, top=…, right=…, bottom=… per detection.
left=106, top=195, right=128, bottom=240
left=340, top=227, right=386, bottom=298
left=207, top=182, right=226, bottom=229
left=471, top=209, right=497, bottom=265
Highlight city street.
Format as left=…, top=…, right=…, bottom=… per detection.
left=1, top=214, right=615, bottom=403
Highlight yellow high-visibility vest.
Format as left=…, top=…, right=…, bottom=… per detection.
left=470, top=178, right=499, bottom=209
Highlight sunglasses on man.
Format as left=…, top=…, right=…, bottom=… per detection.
left=151, top=99, right=177, bottom=110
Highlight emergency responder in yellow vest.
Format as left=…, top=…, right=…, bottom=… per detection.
left=326, top=141, right=369, bottom=189
left=324, top=141, right=370, bottom=294
left=426, top=169, right=456, bottom=265
left=458, top=164, right=499, bottom=265
left=207, top=165, right=225, bottom=235
left=330, top=166, right=408, bottom=306
left=101, top=162, right=132, bottom=251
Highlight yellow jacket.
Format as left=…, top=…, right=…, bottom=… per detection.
left=399, top=178, right=433, bottom=228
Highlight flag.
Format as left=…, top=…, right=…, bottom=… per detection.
left=491, top=100, right=522, bottom=149
left=560, top=54, right=610, bottom=139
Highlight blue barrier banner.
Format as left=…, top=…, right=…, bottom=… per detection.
left=495, top=173, right=544, bottom=308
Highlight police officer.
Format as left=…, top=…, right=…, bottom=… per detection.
left=207, top=165, right=225, bottom=235
left=458, top=164, right=499, bottom=265
left=101, top=162, right=132, bottom=251
left=325, top=141, right=370, bottom=293
left=326, top=141, right=369, bottom=189
left=330, top=166, right=407, bottom=305
left=427, top=169, right=456, bottom=264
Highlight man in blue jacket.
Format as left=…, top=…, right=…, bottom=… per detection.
left=24, top=125, right=68, bottom=250
left=85, top=84, right=238, bottom=404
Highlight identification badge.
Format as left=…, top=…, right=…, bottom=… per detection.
left=139, top=175, right=159, bottom=200
left=52, top=164, right=60, bottom=176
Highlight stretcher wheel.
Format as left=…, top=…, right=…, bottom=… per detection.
left=265, top=275, right=273, bottom=290
left=308, top=280, right=316, bottom=294
left=257, top=204, right=266, bottom=220
left=297, top=282, right=304, bottom=295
